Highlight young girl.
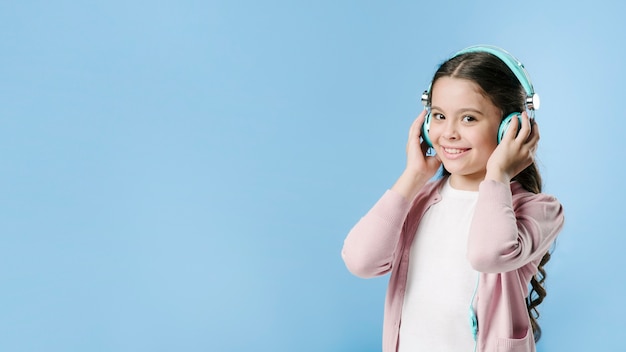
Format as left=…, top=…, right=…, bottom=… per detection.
left=341, top=46, right=565, bottom=352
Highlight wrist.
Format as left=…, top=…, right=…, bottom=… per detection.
left=391, top=170, right=431, bottom=201
left=484, top=168, right=511, bottom=185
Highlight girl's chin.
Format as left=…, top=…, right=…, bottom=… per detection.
left=441, top=166, right=487, bottom=181
left=439, top=160, right=464, bottom=173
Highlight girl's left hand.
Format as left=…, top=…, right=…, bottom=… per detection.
left=485, top=111, right=540, bottom=184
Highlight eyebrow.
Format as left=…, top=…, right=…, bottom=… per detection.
left=430, top=106, right=485, bottom=115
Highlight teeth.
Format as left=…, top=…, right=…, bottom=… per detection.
left=444, top=148, right=465, bottom=154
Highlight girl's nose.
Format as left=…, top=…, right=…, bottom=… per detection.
left=442, top=120, right=460, bottom=140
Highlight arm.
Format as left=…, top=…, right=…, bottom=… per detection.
left=467, top=180, right=564, bottom=273
left=342, top=110, right=441, bottom=278
left=468, top=112, right=564, bottom=272
left=341, top=189, right=412, bottom=278
left=392, top=109, right=442, bottom=201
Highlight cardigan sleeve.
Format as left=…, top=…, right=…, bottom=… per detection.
left=341, top=189, right=412, bottom=278
left=467, top=180, right=565, bottom=273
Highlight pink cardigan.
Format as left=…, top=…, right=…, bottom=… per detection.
left=342, top=178, right=564, bottom=352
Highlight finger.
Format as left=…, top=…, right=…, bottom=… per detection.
left=412, top=109, right=429, bottom=146
left=502, top=113, right=519, bottom=142
left=521, top=112, right=540, bottom=144
left=407, top=110, right=427, bottom=153
left=523, top=119, right=540, bottom=159
left=415, top=109, right=428, bottom=131
left=528, top=119, right=540, bottom=144
left=517, top=112, right=532, bottom=141
left=409, top=109, right=427, bottom=138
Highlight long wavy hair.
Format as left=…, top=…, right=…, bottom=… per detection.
left=429, top=51, right=550, bottom=342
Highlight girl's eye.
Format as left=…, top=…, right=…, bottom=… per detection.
left=462, top=115, right=476, bottom=122
left=433, top=113, right=445, bottom=120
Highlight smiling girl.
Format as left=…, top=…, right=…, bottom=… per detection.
left=342, top=46, right=564, bottom=352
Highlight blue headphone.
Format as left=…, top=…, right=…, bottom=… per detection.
left=420, top=45, right=540, bottom=148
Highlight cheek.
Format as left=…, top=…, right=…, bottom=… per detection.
left=464, top=126, right=498, bottom=149
left=427, top=124, right=444, bottom=144
left=476, top=133, right=499, bottom=153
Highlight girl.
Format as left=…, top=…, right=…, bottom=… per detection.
left=341, top=46, right=565, bottom=352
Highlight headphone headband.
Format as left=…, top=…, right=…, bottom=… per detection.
left=421, top=45, right=540, bottom=113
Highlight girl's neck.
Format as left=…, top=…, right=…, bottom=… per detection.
left=448, top=174, right=484, bottom=191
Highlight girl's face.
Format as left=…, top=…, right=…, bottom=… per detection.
left=429, top=76, right=502, bottom=190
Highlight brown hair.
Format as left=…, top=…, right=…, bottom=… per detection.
left=430, top=51, right=550, bottom=342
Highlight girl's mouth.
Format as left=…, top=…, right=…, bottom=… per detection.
left=441, top=147, right=470, bottom=159
left=443, top=147, right=469, bottom=154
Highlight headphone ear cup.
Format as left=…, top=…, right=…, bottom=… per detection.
left=421, top=110, right=433, bottom=148
left=497, top=112, right=522, bottom=144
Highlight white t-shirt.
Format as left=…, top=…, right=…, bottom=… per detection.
left=398, top=179, right=479, bottom=351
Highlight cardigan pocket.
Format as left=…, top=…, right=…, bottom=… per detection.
left=496, top=328, right=533, bottom=352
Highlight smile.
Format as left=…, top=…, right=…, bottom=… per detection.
left=442, top=147, right=470, bottom=155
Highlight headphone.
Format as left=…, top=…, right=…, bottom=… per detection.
left=420, top=45, right=540, bottom=148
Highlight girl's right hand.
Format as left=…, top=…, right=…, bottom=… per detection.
left=391, top=110, right=442, bottom=201
left=405, top=109, right=442, bottom=177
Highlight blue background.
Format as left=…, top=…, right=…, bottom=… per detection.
left=1, top=1, right=624, bottom=351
